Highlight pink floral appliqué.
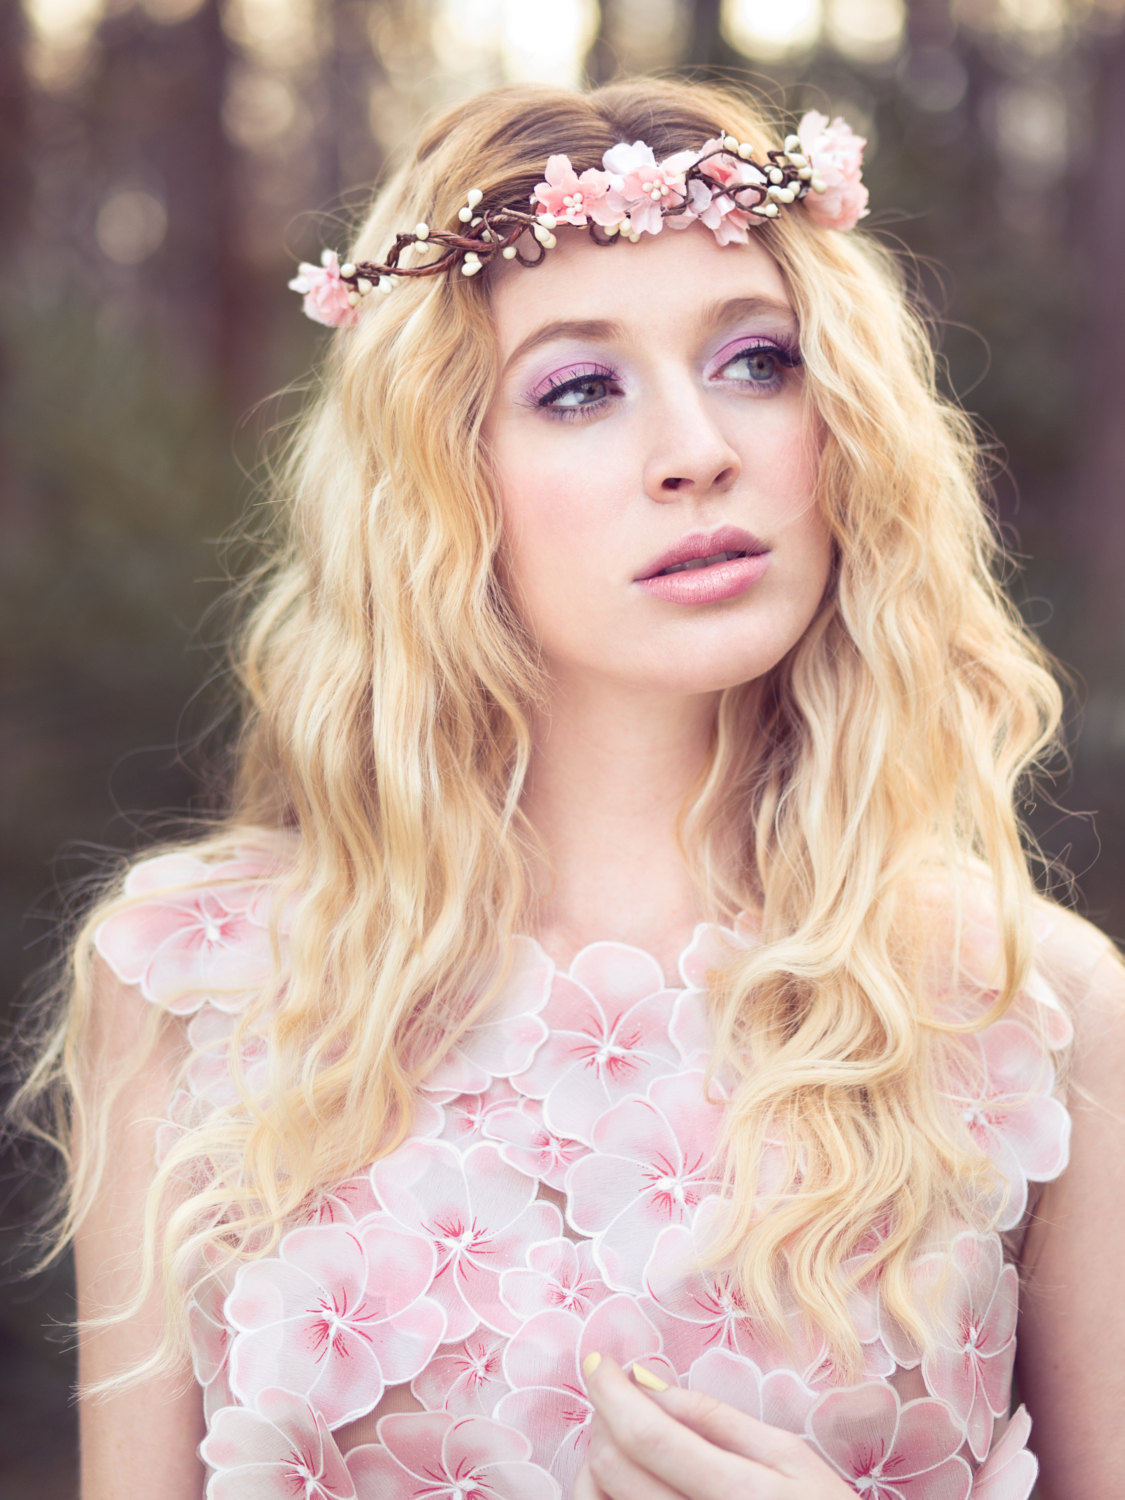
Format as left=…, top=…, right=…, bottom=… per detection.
left=188, top=1258, right=235, bottom=1421
left=95, top=852, right=285, bottom=1014
left=797, top=111, right=869, bottom=231
left=913, top=1231, right=1018, bottom=1462
left=225, top=1219, right=446, bottom=1428
left=971, top=1405, right=1038, bottom=1500
left=412, top=1329, right=512, bottom=1417
left=809, top=1382, right=972, bottom=1499
left=438, top=1079, right=522, bottom=1150
left=644, top=1217, right=781, bottom=1374
left=496, top=1292, right=674, bottom=1494
left=945, top=1020, right=1070, bottom=1231
left=371, top=1138, right=561, bottom=1341
left=686, top=1346, right=816, bottom=1433
left=511, top=941, right=682, bottom=1145
left=482, top=1098, right=589, bottom=1191
left=565, top=1068, right=725, bottom=1291
left=299, top=1172, right=381, bottom=1228
left=186, top=1004, right=270, bottom=1108
left=499, top=1236, right=610, bottom=1322
left=422, top=938, right=553, bottom=1100
left=201, top=1388, right=355, bottom=1500
left=346, top=1411, right=561, bottom=1500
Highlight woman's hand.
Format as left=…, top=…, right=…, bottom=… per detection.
left=574, top=1355, right=855, bottom=1500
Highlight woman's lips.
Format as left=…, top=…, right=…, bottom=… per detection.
left=636, top=552, right=771, bottom=604
left=634, top=526, right=771, bottom=605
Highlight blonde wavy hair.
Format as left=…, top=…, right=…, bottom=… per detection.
left=19, top=76, right=1064, bottom=1385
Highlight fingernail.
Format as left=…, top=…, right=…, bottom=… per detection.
left=632, top=1363, right=669, bottom=1392
left=582, top=1351, right=602, bottom=1378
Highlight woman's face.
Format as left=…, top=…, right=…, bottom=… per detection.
left=484, top=222, right=832, bottom=699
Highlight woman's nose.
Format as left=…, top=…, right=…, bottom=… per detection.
left=641, top=391, right=741, bottom=503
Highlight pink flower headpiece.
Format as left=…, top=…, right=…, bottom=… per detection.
left=290, top=111, right=867, bottom=329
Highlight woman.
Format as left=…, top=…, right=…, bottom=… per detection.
left=19, top=77, right=1125, bottom=1499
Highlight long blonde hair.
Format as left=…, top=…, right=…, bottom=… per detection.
left=19, top=76, right=1063, bottom=1382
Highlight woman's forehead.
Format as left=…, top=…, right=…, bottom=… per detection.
left=489, top=223, right=794, bottom=363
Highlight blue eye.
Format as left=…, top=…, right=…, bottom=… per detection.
left=532, top=364, right=622, bottom=420
left=716, top=338, right=802, bottom=392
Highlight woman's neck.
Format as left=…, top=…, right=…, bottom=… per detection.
left=520, top=676, right=722, bottom=979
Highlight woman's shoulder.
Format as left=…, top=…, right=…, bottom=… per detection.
left=92, top=830, right=297, bottom=1018
left=1031, top=898, right=1125, bottom=1020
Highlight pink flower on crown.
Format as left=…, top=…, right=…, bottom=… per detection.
left=682, top=177, right=753, bottom=244
left=809, top=1383, right=973, bottom=1500
left=201, top=1389, right=356, bottom=1500
left=496, top=1293, right=674, bottom=1493
left=412, top=1329, right=512, bottom=1417
left=565, top=1069, right=725, bottom=1291
left=913, top=1231, right=1018, bottom=1462
left=971, top=1406, right=1038, bottom=1500
left=225, top=1218, right=446, bottom=1428
left=346, top=1412, right=561, bottom=1500
left=797, top=111, right=869, bottom=231
left=532, top=155, right=615, bottom=227
left=370, top=1138, right=561, bottom=1341
left=603, top=142, right=693, bottom=236
left=289, top=251, right=360, bottom=329
left=95, top=852, right=286, bottom=1014
left=676, top=139, right=767, bottom=245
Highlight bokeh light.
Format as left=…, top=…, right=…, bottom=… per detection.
left=826, top=0, right=904, bottom=63
left=723, top=0, right=822, bottom=59
left=95, top=188, right=169, bottom=265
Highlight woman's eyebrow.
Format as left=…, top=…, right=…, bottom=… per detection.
left=501, top=295, right=799, bottom=376
left=502, top=318, right=621, bottom=374
left=704, top=295, right=798, bottom=331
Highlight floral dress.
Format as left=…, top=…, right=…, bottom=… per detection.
left=95, top=853, right=1076, bottom=1500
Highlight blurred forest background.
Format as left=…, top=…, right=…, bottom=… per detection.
left=3, top=0, right=1125, bottom=1492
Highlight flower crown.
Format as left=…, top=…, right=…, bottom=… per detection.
left=290, top=111, right=867, bottom=329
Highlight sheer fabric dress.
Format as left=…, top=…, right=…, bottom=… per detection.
left=95, top=851, right=1082, bottom=1500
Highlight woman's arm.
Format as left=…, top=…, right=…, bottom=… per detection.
left=1014, top=932, right=1125, bottom=1500
left=74, top=959, right=206, bottom=1500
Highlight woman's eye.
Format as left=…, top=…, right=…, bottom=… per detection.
left=532, top=365, right=622, bottom=418
left=738, top=349, right=780, bottom=382
left=714, top=340, right=801, bottom=391
left=548, top=376, right=611, bottom=408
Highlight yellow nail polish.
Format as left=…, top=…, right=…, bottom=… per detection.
left=632, top=1362, right=669, bottom=1392
left=582, top=1351, right=602, bottom=1378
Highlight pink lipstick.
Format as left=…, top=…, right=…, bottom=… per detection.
left=634, top=526, right=770, bottom=605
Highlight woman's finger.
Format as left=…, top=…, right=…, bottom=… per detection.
left=573, top=1459, right=611, bottom=1500
left=637, top=1379, right=815, bottom=1477
left=586, top=1409, right=692, bottom=1499
left=584, top=1355, right=781, bottom=1500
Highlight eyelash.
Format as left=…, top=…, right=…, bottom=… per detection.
left=530, top=363, right=622, bottom=422
left=530, top=338, right=803, bottom=423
